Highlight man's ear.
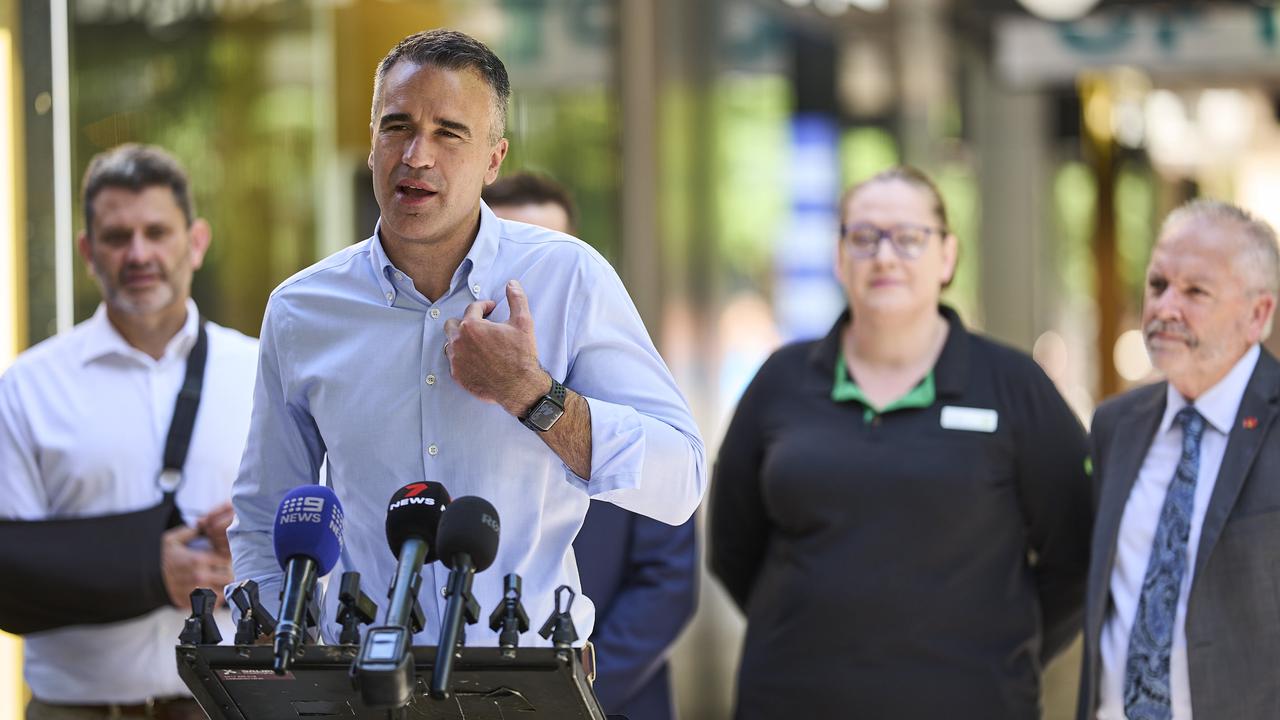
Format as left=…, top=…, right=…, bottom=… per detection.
left=77, top=231, right=93, bottom=269
left=188, top=219, right=212, bottom=271
left=484, top=138, right=509, bottom=185
left=1250, top=291, right=1277, bottom=344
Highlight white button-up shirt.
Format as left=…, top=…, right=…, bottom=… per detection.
left=0, top=301, right=258, bottom=703
left=1098, top=344, right=1260, bottom=720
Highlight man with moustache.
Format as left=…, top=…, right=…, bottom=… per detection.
left=0, top=144, right=257, bottom=719
left=1079, top=200, right=1280, bottom=720
left=229, top=28, right=704, bottom=658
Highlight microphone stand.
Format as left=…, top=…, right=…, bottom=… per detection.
left=538, top=585, right=580, bottom=663
left=231, top=580, right=277, bottom=645
left=429, top=553, right=480, bottom=699
left=179, top=588, right=222, bottom=646
left=336, top=572, right=378, bottom=645
left=487, top=573, right=529, bottom=658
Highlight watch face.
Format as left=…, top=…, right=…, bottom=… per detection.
left=527, top=399, right=564, bottom=431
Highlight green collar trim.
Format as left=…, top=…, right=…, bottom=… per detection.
left=832, top=354, right=936, bottom=423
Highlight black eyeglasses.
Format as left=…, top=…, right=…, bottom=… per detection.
left=839, top=222, right=945, bottom=260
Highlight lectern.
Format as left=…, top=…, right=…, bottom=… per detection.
left=177, top=644, right=606, bottom=719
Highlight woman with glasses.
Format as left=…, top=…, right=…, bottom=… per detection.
left=709, top=166, right=1091, bottom=719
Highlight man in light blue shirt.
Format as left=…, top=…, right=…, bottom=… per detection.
left=228, top=29, right=705, bottom=649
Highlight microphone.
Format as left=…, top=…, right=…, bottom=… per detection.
left=352, top=481, right=450, bottom=708
left=382, top=481, right=450, bottom=629
left=271, top=485, right=344, bottom=674
left=430, top=496, right=501, bottom=699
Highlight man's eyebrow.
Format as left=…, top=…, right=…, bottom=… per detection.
left=378, top=112, right=413, bottom=128
left=436, top=118, right=472, bottom=138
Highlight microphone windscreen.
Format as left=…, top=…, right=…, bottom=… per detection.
left=385, top=482, right=451, bottom=563
left=436, top=496, right=500, bottom=572
left=273, top=485, right=344, bottom=576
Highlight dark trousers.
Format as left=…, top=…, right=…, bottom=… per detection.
left=27, top=698, right=205, bottom=720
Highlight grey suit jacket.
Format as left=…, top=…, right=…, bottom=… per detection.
left=1078, top=348, right=1280, bottom=720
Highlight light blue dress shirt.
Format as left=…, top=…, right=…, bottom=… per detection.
left=228, top=202, right=705, bottom=648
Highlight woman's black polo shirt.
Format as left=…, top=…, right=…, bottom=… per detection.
left=710, top=305, right=1092, bottom=720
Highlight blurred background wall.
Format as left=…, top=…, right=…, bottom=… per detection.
left=2, top=1, right=1278, bottom=718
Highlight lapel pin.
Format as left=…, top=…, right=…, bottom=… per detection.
left=1243, top=416, right=1259, bottom=430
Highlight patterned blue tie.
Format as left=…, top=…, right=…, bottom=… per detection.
left=1123, top=406, right=1206, bottom=720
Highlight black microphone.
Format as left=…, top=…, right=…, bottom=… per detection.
left=352, top=481, right=450, bottom=708
left=430, top=496, right=501, bottom=699
left=382, top=481, right=450, bottom=629
left=271, top=485, right=345, bottom=674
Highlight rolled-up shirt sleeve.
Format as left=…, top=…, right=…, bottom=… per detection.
left=561, top=265, right=706, bottom=526
left=227, top=295, right=327, bottom=615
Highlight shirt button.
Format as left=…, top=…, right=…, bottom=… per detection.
left=472, top=284, right=481, bottom=294
left=441, top=586, right=448, bottom=598
left=385, top=292, right=394, bottom=302
left=429, top=308, right=441, bottom=319
left=425, top=374, right=437, bottom=385
left=427, top=444, right=439, bottom=456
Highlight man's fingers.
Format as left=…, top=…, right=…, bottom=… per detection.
left=505, top=280, right=532, bottom=329
left=199, top=561, right=235, bottom=590
left=197, top=503, right=235, bottom=538
left=164, top=524, right=199, bottom=545
left=462, top=300, right=496, bottom=323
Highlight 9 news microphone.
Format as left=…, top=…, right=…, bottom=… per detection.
left=430, top=496, right=500, bottom=699
left=352, top=481, right=450, bottom=709
left=272, top=485, right=344, bottom=674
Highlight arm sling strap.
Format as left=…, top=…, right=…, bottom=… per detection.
left=0, top=319, right=209, bottom=635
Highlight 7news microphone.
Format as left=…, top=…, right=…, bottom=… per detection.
left=430, top=496, right=501, bottom=699
left=353, top=481, right=450, bottom=708
left=382, top=482, right=451, bottom=629
left=271, top=485, right=344, bottom=674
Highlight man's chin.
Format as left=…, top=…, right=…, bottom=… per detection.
left=107, top=289, right=176, bottom=318
left=1147, top=349, right=1190, bottom=377
left=382, top=216, right=445, bottom=245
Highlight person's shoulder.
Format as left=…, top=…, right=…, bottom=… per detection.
left=964, top=330, right=1045, bottom=380
left=496, top=219, right=613, bottom=273
left=1093, top=380, right=1164, bottom=427
left=768, top=337, right=819, bottom=364
left=2, top=319, right=97, bottom=383
left=270, top=239, right=373, bottom=300
left=203, top=320, right=259, bottom=356
left=753, top=337, right=822, bottom=382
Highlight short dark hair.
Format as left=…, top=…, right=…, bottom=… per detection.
left=81, top=143, right=194, bottom=237
left=371, top=29, right=510, bottom=143
left=482, top=172, right=577, bottom=233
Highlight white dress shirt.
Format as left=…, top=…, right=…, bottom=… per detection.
left=0, top=301, right=258, bottom=703
left=229, top=203, right=706, bottom=650
left=1098, top=344, right=1260, bottom=720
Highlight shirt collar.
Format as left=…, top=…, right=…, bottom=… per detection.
left=809, top=304, right=970, bottom=399
left=1158, top=343, right=1260, bottom=437
left=79, top=298, right=201, bottom=365
left=367, top=204, right=503, bottom=306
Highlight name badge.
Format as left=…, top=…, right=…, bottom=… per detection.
left=940, top=406, right=999, bottom=433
